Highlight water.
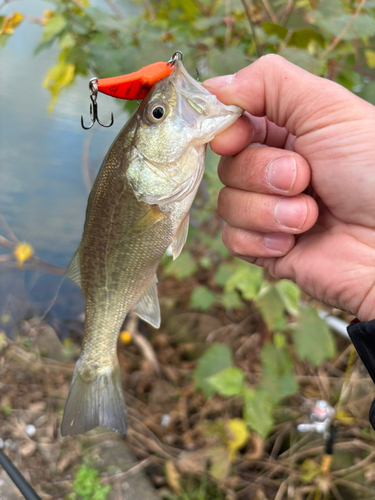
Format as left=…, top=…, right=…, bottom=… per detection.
left=0, top=0, right=130, bottom=325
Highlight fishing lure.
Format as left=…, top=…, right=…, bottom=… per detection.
left=81, top=52, right=180, bottom=129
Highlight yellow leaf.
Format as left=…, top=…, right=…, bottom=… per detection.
left=336, top=409, right=355, bottom=425
left=41, top=9, right=55, bottom=25
left=300, top=458, right=320, bottom=483
left=13, top=242, right=34, bottom=267
left=119, top=331, right=132, bottom=344
left=43, top=62, right=75, bottom=112
left=365, top=50, right=375, bottom=69
left=225, top=418, right=249, bottom=461
left=0, top=12, right=24, bottom=35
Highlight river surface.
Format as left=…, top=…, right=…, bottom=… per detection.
left=0, top=0, right=132, bottom=326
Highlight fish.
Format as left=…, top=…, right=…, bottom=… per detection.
left=61, top=55, right=242, bottom=436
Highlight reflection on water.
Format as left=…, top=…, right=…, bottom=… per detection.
left=0, top=0, right=129, bottom=324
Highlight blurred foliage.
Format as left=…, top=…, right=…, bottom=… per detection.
left=66, top=463, right=111, bottom=500
left=2, top=0, right=374, bottom=473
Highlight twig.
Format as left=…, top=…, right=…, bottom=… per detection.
left=0, top=0, right=18, bottom=11
left=241, top=0, right=262, bottom=57
left=0, top=257, right=65, bottom=276
left=102, top=0, right=124, bottom=19
left=260, top=0, right=277, bottom=23
left=0, top=235, right=13, bottom=248
left=333, top=478, right=375, bottom=495
left=0, top=213, right=19, bottom=244
left=274, top=479, right=288, bottom=500
left=329, top=483, right=345, bottom=500
left=0, top=254, right=12, bottom=262
left=125, top=312, right=161, bottom=376
left=332, top=451, right=375, bottom=477
left=319, top=0, right=367, bottom=60
left=144, top=0, right=156, bottom=21
left=102, top=457, right=152, bottom=484
left=280, top=0, right=296, bottom=26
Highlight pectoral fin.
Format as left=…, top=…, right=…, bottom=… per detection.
left=132, top=275, right=160, bottom=328
left=171, top=213, right=189, bottom=260
left=122, top=207, right=166, bottom=242
left=66, top=248, right=81, bottom=289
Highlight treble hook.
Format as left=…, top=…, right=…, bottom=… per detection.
left=81, top=78, right=114, bottom=130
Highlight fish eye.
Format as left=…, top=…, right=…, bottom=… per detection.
left=145, top=101, right=168, bottom=124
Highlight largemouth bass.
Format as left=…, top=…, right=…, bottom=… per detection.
left=61, top=55, right=242, bottom=436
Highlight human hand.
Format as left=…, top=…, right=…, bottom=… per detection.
left=203, top=55, right=375, bottom=321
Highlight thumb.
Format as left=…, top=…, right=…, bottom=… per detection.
left=203, top=54, right=368, bottom=138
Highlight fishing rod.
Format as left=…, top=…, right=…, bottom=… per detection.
left=0, top=447, right=41, bottom=500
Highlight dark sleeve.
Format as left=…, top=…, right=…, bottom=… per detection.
left=347, top=319, right=375, bottom=429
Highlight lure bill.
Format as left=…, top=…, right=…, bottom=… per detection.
left=62, top=53, right=242, bottom=436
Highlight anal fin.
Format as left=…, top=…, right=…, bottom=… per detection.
left=132, top=275, right=160, bottom=328
left=171, top=213, right=189, bottom=260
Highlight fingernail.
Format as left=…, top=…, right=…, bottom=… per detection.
left=264, top=233, right=292, bottom=252
left=203, top=74, right=234, bottom=87
left=267, top=156, right=296, bottom=191
left=275, top=197, right=307, bottom=229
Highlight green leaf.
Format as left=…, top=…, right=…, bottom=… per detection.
left=289, top=29, right=325, bottom=49
left=300, top=459, right=321, bottom=483
left=59, top=32, right=75, bottom=50
left=259, top=371, right=298, bottom=404
left=279, top=47, right=326, bottom=75
left=42, top=15, right=67, bottom=42
left=163, top=251, right=198, bottom=280
left=314, top=0, right=346, bottom=18
left=193, top=343, right=233, bottom=397
left=292, top=306, right=335, bottom=366
left=220, top=290, right=244, bottom=311
left=275, top=280, right=301, bottom=316
left=225, top=261, right=263, bottom=301
left=206, top=47, right=247, bottom=78
left=243, top=389, right=274, bottom=439
left=255, top=283, right=286, bottom=331
left=365, top=49, right=375, bottom=69
left=214, top=262, right=235, bottom=287
left=207, top=367, right=245, bottom=397
left=261, top=340, right=293, bottom=376
left=358, top=80, right=375, bottom=105
left=262, top=22, right=288, bottom=39
left=259, top=340, right=298, bottom=403
left=190, top=286, right=216, bottom=311
left=316, top=14, right=375, bottom=41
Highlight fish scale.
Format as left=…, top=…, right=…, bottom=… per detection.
left=60, top=57, right=242, bottom=436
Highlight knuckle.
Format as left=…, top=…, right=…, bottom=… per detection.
left=223, top=226, right=245, bottom=257
left=257, top=53, right=287, bottom=69
left=217, top=187, right=229, bottom=212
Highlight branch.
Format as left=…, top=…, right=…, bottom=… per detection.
left=241, top=0, right=262, bottom=57
left=260, top=0, right=277, bottom=23
left=102, top=0, right=124, bottom=20
left=0, top=213, right=19, bottom=244
left=125, top=312, right=161, bottom=376
left=280, top=0, right=297, bottom=26
left=319, top=0, right=367, bottom=60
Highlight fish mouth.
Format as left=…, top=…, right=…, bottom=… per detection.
left=171, top=60, right=242, bottom=140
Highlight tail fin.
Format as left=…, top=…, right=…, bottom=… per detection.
left=61, top=360, right=127, bottom=436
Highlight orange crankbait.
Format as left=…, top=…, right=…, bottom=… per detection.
left=81, top=52, right=181, bottom=130
left=96, top=61, right=174, bottom=100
